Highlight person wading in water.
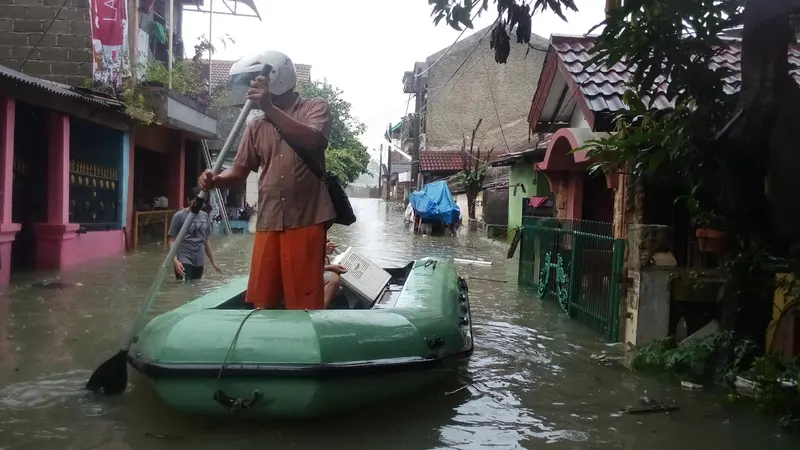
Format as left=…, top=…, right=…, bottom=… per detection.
left=168, top=186, right=222, bottom=281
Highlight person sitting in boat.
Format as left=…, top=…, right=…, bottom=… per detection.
left=168, top=187, right=222, bottom=281
left=198, top=50, right=334, bottom=310
left=323, top=239, right=348, bottom=308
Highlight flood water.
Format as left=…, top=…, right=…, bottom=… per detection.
left=0, top=198, right=797, bottom=449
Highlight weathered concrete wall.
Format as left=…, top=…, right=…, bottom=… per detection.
left=424, top=25, right=547, bottom=150
left=0, top=0, right=92, bottom=85
left=624, top=224, right=672, bottom=347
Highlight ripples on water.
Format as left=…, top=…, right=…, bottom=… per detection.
left=0, top=198, right=798, bottom=449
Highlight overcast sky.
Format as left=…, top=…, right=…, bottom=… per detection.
left=182, top=0, right=606, bottom=159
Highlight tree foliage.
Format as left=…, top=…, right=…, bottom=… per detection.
left=297, top=80, right=369, bottom=186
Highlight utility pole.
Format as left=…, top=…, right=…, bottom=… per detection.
left=377, top=146, right=383, bottom=199
left=410, top=68, right=422, bottom=189
left=385, top=143, right=392, bottom=201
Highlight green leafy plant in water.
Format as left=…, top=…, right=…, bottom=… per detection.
left=631, top=330, right=800, bottom=429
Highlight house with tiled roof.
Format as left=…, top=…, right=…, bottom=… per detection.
left=526, top=33, right=799, bottom=237
left=525, top=33, right=800, bottom=345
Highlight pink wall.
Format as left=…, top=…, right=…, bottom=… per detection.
left=63, top=230, right=125, bottom=267
left=168, top=134, right=185, bottom=209
left=0, top=97, right=20, bottom=285
left=33, top=113, right=126, bottom=271
left=126, top=133, right=135, bottom=246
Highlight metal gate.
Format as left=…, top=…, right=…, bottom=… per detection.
left=519, top=217, right=625, bottom=341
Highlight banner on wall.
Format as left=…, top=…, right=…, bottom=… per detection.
left=89, top=0, right=129, bottom=86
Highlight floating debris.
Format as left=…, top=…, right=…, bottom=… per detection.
left=623, top=396, right=680, bottom=415
left=454, top=258, right=492, bottom=266
left=681, top=381, right=704, bottom=390
left=144, top=432, right=184, bottom=441
left=31, top=280, right=83, bottom=289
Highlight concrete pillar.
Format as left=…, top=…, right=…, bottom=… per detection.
left=168, top=132, right=185, bottom=208
left=0, top=97, right=21, bottom=285
left=33, top=113, right=78, bottom=270
left=121, top=132, right=132, bottom=249
left=566, top=171, right=584, bottom=219
left=624, top=224, right=673, bottom=348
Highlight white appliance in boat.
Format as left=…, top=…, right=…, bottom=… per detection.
left=332, top=247, right=392, bottom=305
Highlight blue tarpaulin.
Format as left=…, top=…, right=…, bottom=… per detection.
left=408, top=181, right=461, bottom=225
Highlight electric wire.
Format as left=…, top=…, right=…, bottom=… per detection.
left=19, top=0, right=71, bottom=71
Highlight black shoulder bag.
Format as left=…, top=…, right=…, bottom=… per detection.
left=280, top=136, right=357, bottom=226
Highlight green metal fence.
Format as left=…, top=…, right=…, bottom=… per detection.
left=519, top=217, right=625, bottom=341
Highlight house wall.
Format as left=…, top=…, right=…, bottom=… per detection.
left=508, top=163, right=550, bottom=231
left=424, top=26, right=548, bottom=150
left=0, top=0, right=92, bottom=85
left=454, top=192, right=483, bottom=222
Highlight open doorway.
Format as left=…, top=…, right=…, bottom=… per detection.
left=11, top=102, right=48, bottom=274
left=133, top=147, right=169, bottom=210
left=581, top=172, right=614, bottom=224
left=133, top=147, right=170, bottom=247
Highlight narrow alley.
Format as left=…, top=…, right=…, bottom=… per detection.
left=0, top=198, right=796, bottom=450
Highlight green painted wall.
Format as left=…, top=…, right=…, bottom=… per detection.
left=508, top=163, right=550, bottom=234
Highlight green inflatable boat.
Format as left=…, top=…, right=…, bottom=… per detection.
left=127, top=257, right=473, bottom=418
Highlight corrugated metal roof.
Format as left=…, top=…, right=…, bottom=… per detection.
left=0, top=64, right=125, bottom=109
left=548, top=34, right=800, bottom=113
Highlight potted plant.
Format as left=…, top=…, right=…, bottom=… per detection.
left=693, top=210, right=726, bottom=253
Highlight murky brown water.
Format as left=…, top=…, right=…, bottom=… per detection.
left=0, top=198, right=797, bottom=449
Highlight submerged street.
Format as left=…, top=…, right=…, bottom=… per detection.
left=0, top=198, right=797, bottom=449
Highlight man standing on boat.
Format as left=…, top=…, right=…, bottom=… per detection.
left=197, top=50, right=334, bottom=310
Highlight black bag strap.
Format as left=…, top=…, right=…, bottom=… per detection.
left=275, top=129, right=326, bottom=181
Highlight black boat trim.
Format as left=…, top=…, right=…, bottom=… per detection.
left=127, top=345, right=474, bottom=380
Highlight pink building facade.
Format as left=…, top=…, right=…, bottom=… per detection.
left=0, top=69, right=133, bottom=285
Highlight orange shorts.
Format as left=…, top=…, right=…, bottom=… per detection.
left=246, top=224, right=326, bottom=310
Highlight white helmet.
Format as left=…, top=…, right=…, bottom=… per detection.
left=228, top=50, right=297, bottom=96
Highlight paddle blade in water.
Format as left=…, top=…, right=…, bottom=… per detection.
left=86, top=350, right=128, bottom=395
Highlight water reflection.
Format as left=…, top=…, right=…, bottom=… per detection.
left=0, top=198, right=798, bottom=449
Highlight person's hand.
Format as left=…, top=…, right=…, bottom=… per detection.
left=325, top=240, right=336, bottom=255
left=326, top=264, right=348, bottom=275
left=198, top=170, right=218, bottom=190
left=174, top=259, right=185, bottom=277
left=213, top=263, right=223, bottom=274
left=248, top=75, right=273, bottom=111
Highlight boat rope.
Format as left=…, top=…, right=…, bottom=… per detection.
left=217, top=307, right=261, bottom=380
left=213, top=307, right=264, bottom=413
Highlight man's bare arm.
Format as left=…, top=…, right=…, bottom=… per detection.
left=264, top=106, right=328, bottom=152
left=208, top=163, right=250, bottom=189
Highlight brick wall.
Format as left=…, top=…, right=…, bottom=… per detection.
left=0, top=0, right=92, bottom=85
left=424, top=25, right=548, bottom=151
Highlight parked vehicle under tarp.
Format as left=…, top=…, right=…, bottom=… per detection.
left=408, top=181, right=461, bottom=225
